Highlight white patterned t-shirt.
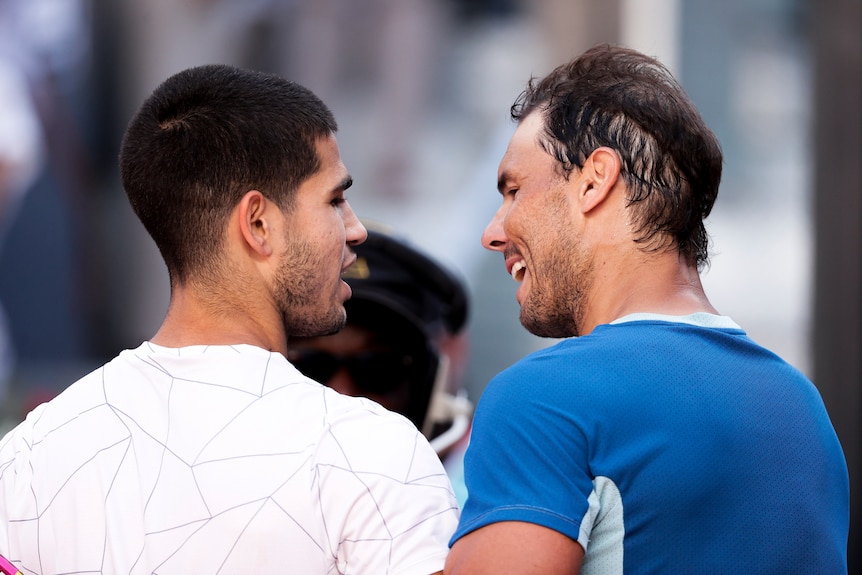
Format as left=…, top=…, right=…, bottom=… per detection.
left=0, top=342, right=459, bottom=574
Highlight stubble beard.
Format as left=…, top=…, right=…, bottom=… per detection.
left=273, top=242, right=347, bottom=338
left=520, top=240, right=592, bottom=339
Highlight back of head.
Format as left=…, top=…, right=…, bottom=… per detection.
left=119, top=64, right=338, bottom=285
left=512, top=44, right=723, bottom=269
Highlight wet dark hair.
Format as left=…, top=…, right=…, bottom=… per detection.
left=119, top=64, right=338, bottom=285
left=511, top=44, right=723, bottom=269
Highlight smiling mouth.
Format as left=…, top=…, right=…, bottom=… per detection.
left=511, top=261, right=526, bottom=282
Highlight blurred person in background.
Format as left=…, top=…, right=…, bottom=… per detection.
left=445, top=44, right=849, bottom=574
left=0, top=46, right=44, bottom=406
left=0, top=0, right=93, bottom=417
left=0, top=64, right=458, bottom=574
left=289, top=226, right=474, bottom=504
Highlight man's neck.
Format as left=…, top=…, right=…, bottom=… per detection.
left=151, top=283, right=287, bottom=355
left=582, top=251, right=717, bottom=335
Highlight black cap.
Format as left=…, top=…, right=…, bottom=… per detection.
left=342, top=228, right=469, bottom=340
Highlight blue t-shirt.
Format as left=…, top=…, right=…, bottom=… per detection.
left=452, top=314, right=848, bottom=574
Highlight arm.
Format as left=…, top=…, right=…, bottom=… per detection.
left=445, top=521, right=583, bottom=574
left=448, top=357, right=595, bottom=573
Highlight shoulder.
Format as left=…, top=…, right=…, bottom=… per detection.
left=312, top=388, right=458, bottom=573
left=496, top=325, right=640, bottom=377
left=481, top=334, right=620, bottom=406
left=312, top=386, right=456, bottom=503
left=317, top=386, right=444, bottom=474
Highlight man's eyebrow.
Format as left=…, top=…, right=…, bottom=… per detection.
left=337, top=175, right=353, bottom=193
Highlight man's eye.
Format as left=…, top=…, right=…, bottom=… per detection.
left=331, top=197, right=345, bottom=207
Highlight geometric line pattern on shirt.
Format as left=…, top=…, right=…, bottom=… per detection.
left=0, top=343, right=458, bottom=574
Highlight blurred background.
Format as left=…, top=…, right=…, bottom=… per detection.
left=0, top=0, right=858, bottom=567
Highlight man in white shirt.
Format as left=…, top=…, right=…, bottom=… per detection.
left=0, top=64, right=458, bottom=574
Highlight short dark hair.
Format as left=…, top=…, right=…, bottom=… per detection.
left=511, top=44, right=723, bottom=269
left=119, top=64, right=338, bottom=285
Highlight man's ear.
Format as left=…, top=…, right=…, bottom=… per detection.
left=579, top=146, right=622, bottom=214
left=237, top=190, right=274, bottom=257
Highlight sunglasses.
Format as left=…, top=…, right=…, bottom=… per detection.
left=288, top=348, right=426, bottom=395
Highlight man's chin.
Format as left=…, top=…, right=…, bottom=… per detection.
left=286, top=307, right=347, bottom=338
left=321, top=313, right=347, bottom=336
left=521, top=307, right=577, bottom=339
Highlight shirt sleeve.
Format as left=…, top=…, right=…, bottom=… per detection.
left=450, top=359, right=595, bottom=546
left=315, top=403, right=460, bottom=575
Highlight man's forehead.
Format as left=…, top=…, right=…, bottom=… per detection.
left=512, top=111, right=545, bottom=146
left=498, top=113, right=547, bottom=182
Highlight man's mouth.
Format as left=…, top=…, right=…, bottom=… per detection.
left=511, top=261, right=526, bottom=282
left=341, top=254, right=358, bottom=275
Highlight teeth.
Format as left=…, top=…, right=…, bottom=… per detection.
left=511, top=261, right=526, bottom=282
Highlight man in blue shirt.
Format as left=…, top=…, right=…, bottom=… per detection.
left=445, top=44, right=849, bottom=574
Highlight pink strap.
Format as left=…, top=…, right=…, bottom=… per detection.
left=0, top=554, right=20, bottom=575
